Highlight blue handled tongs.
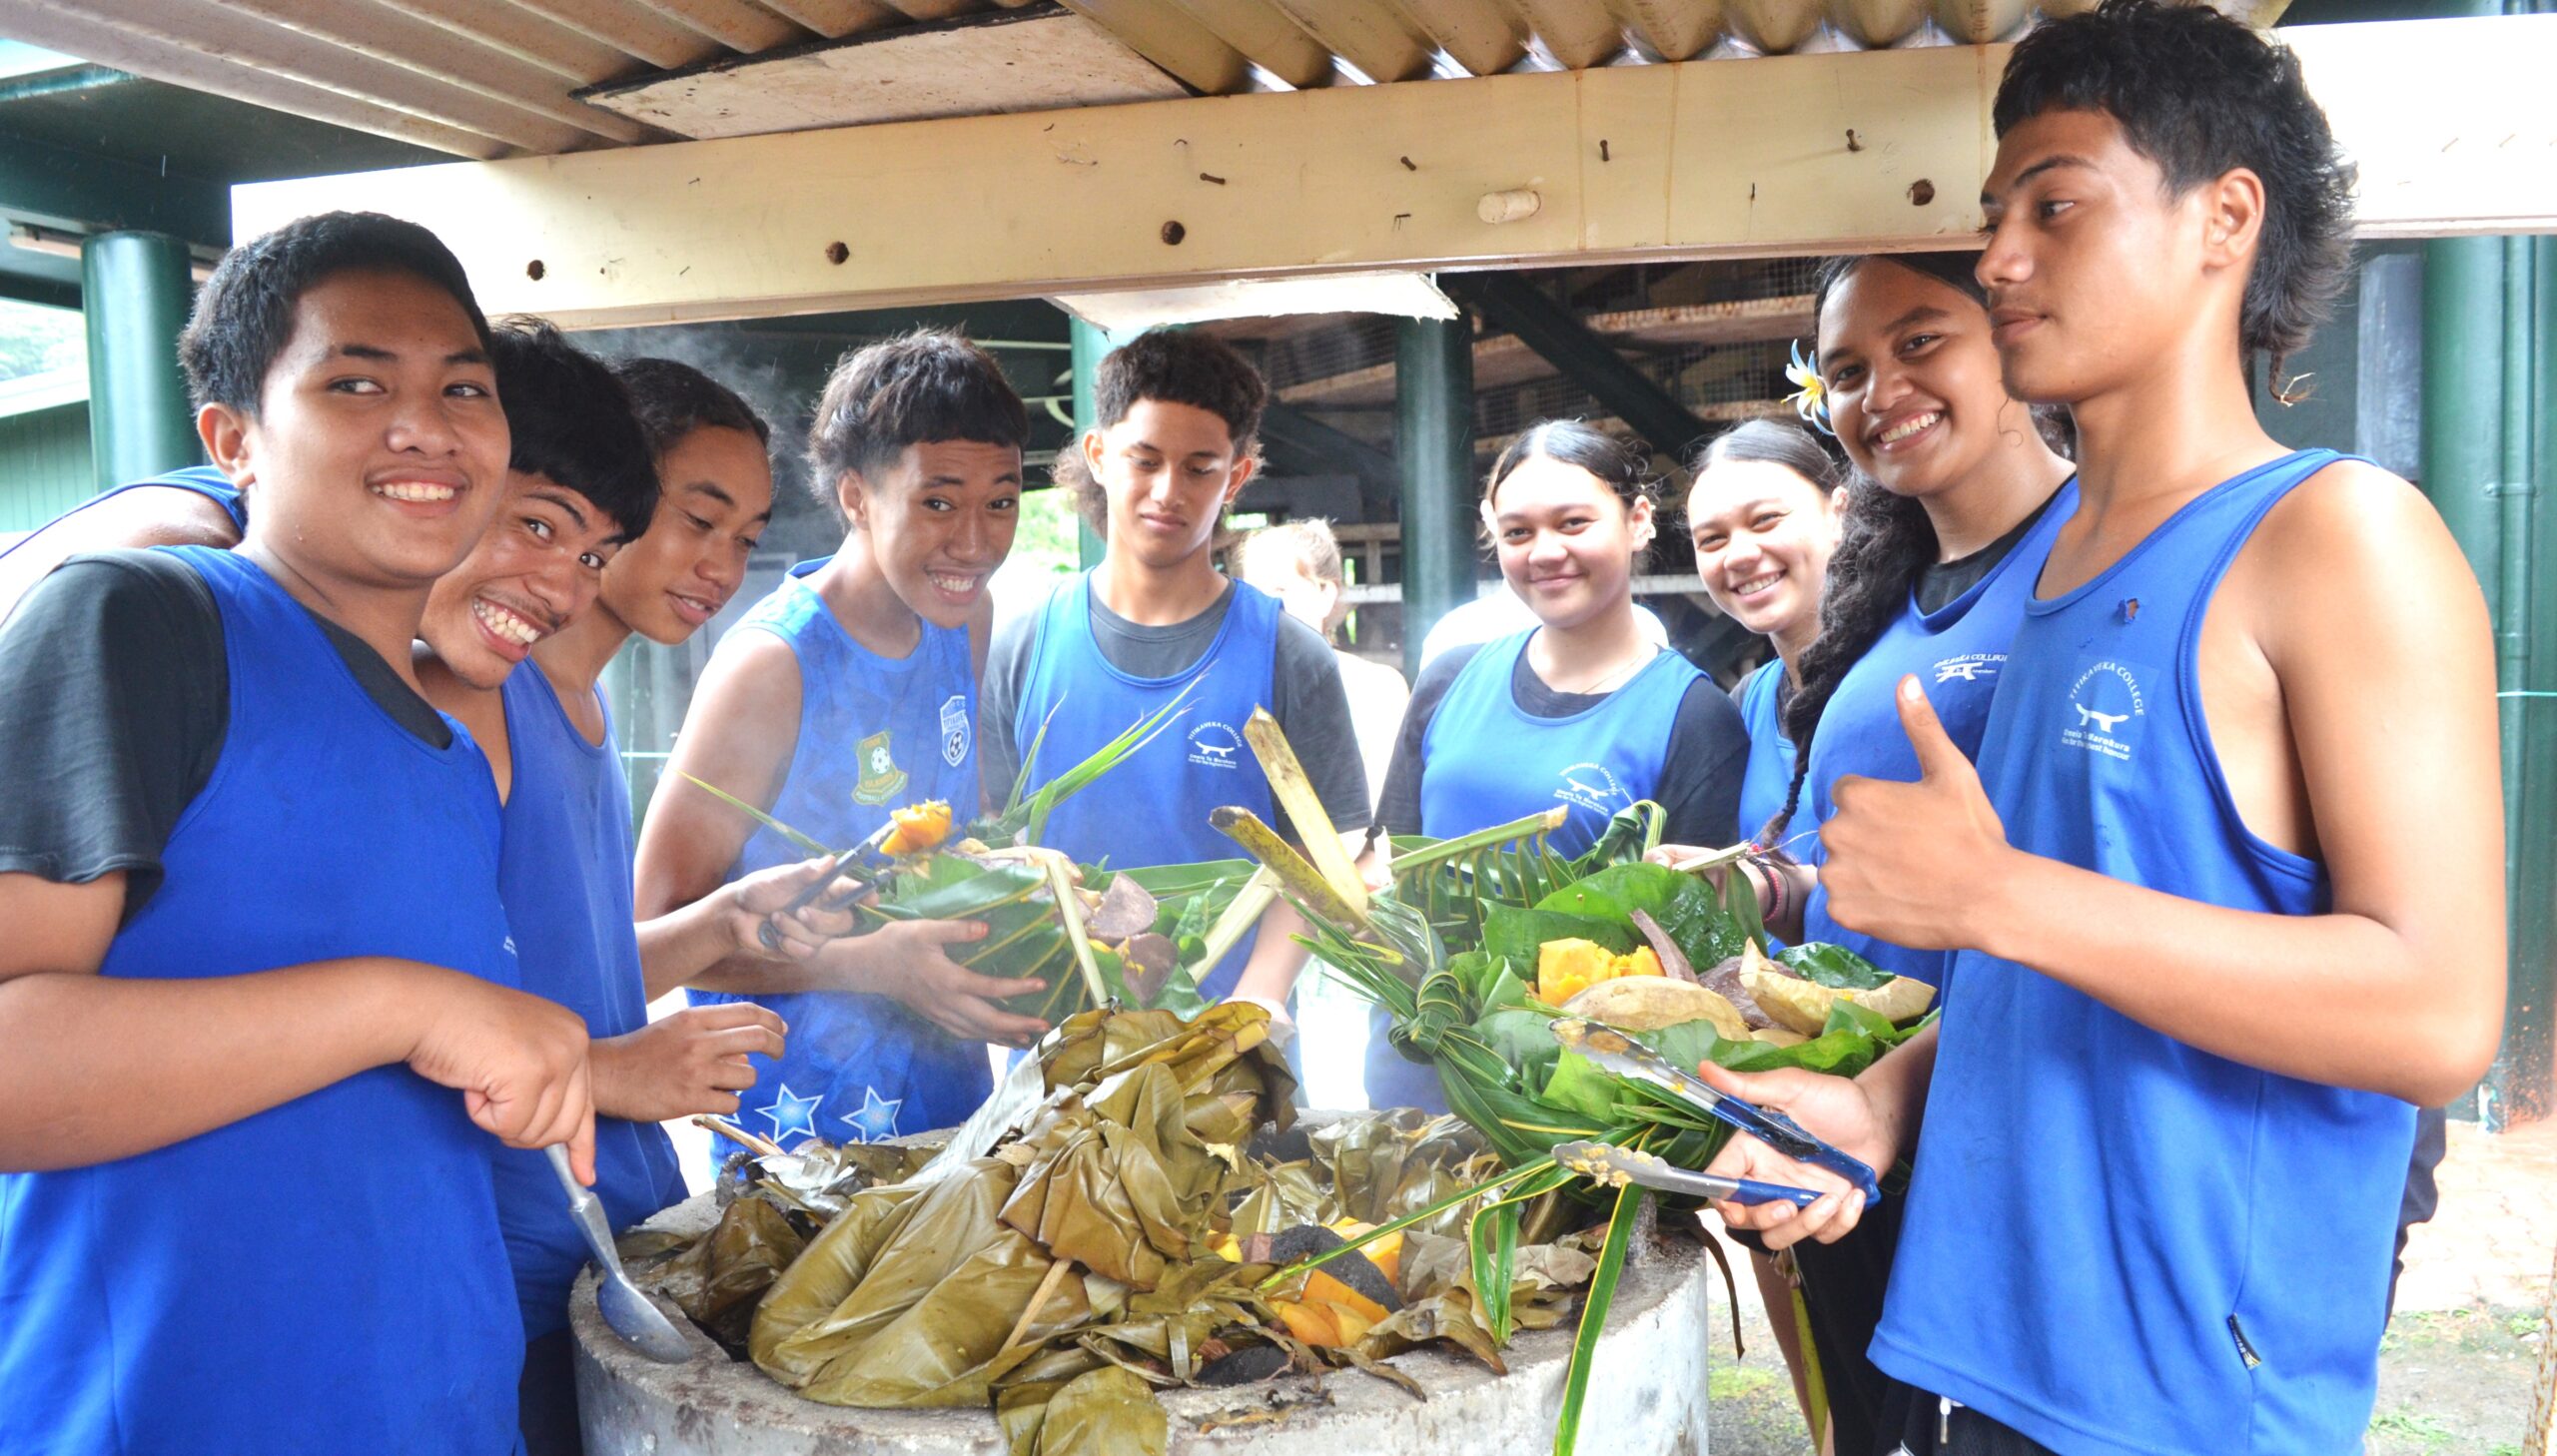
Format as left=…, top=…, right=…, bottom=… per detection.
left=1549, top=1017, right=1884, bottom=1207
left=1549, top=1139, right=1822, bottom=1208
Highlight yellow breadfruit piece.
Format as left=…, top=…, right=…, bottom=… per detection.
left=1536, top=940, right=1670, bottom=1006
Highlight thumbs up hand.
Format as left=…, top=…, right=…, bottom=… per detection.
left=1818, top=675, right=2012, bottom=952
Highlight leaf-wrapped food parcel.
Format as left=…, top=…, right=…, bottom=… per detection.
left=751, top=1005, right=1293, bottom=1407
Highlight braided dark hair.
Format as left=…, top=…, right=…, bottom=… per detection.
left=1760, top=253, right=1984, bottom=843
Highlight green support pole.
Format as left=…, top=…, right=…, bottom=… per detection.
left=81, top=231, right=199, bottom=493
left=1396, top=313, right=1475, bottom=679
left=2422, top=233, right=2552, bottom=1129
left=1068, top=319, right=1116, bottom=570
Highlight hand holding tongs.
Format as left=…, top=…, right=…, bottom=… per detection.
left=1550, top=1139, right=1822, bottom=1208
left=1549, top=1017, right=1885, bottom=1208
left=755, top=823, right=895, bottom=952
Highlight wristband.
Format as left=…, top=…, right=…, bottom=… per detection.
left=1757, top=858, right=1787, bottom=926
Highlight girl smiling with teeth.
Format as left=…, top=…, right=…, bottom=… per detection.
left=1650, top=252, right=2075, bottom=1456
left=1683, top=419, right=1847, bottom=845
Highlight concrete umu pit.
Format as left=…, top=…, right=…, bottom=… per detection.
left=571, top=1119, right=1716, bottom=1456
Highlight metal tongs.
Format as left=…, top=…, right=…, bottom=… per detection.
left=1550, top=1140, right=1822, bottom=1208
left=1549, top=1017, right=1884, bottom=1207
left=754, top=821, right=896, bottom=951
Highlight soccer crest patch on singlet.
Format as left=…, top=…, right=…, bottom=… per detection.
left=853, top=730, right=909, bottom=805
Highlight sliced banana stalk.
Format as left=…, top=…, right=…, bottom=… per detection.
left=1245, top=708, right=1368, bottom=920
left=1212, top=806, right=1368, bottom=931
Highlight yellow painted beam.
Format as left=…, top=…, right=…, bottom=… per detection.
left=231, top=17, right=2557, bottom=329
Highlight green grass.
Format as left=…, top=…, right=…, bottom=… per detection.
left=1707, top=1365, right=1779, bottom=1402
left=2367, top=1407, right=2458, bottom=1450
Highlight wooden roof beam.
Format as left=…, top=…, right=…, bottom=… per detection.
left=230, top=18, right=2557, bottom=324
left=1388, top=0, right=1526, bottom=77
left=1056, top=0, right=1254, bottom=92
left=1166, top=0, right=1337, bottom=88
left=1265, top=0, right=1440, bottom=82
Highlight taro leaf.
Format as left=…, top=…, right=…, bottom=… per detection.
left=1821, top=997, right=1900, bottom=1041
left=1032, top=1364, right=1168, bottom=1456
left=1775, top=942, right=1894, bottom=991
left=1445, top=949, right=1508, bottom=1007
left=1537, top=1049, right=1627, bottom=1123
left=1471, top=1006, right=1563, bottom=1094
left=1531, top=864, right=1748, bottom=970
left=1483, top=906, right=1633, bottom=971
left=1479, top=962, right=1536, bottom=1015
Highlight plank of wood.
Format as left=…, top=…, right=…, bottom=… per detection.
left=581, top=7, right=1188, bottom=137
left=233, top=18, right=2557, bottom=324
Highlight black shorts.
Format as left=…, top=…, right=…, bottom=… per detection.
left=1875, top=1383, right=2061, bottom=1456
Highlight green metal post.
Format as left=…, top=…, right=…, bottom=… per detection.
left=1068, top=318, right=1115, bottom=570
left=80, top=230, right=198, bottom=492
left=2422, top=232, right=2552, bottom=1128
left=1396, top=313, right=1475, bottom=679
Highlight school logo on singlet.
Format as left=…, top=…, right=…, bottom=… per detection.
left=1935, top=652, right=2004, bottom=685
left=2061, top=659, right=2147, bottom=762
left=939, top=694, right=971, bottom=768
left=853, top=731, right=909, bottom=805
left=1554, top=762, right=1632, bottom=818
left=1188, top=721, right=1245, bottom=770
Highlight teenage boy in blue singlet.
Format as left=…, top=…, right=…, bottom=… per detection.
left=980, top=329, right=1368, bottom=1026
left=410, top=336, right=854, bottom=1453
left=0, top=212, right=596, bottom=1454
left=639, top=331, right=1033, bottom=1156
left=1700, top=6, right=2506, bottom=1454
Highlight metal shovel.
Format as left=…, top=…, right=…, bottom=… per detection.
left=545, top=1145, right=692, bottom=1363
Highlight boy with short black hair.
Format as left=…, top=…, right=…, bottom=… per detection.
left=1701, top=6, right=2505, bottom=1453
left=0, top=212, right=594, bottom=1452
left=982, top=328, right=1367, bottom=1018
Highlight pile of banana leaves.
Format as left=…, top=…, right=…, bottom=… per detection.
left=681, top=688, right=1270, bottom=1025
left=627, top=1004, right=1615, bottom=1455
left=1213, top=797, right=1936, bottom=1456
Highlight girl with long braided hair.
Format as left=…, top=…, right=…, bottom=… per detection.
left=1657, top=253, right=2075, bottom=1456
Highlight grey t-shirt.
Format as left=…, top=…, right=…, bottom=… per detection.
left=979, top=578, right=1371, bottom=837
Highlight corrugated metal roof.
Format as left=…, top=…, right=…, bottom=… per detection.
left=0, top=0, right=2280, bottom=161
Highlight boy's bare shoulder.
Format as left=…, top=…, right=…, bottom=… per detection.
left=2238, top=455, right=2486, bottom=657
left=2249, top=456, right=2454, bottom=576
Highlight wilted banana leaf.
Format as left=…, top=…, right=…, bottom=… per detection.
left=752, top=1005, right=1293, bottom=1408
left=1023, top=1365, right=1168, bottom=1456
left=636, top=1196, right=808, bottom=1350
